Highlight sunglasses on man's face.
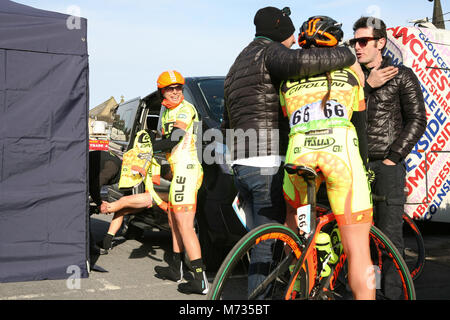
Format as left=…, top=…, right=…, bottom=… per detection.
left=349, top=37, right=380, bottom=48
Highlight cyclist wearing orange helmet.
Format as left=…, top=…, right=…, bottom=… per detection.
left=99, top=70, right=207, bottom=294
left=157, top=70, right=185, bottom=89
left=152, top=70, right=207, bottom=295
left=280, top=16, right=375, bottom=299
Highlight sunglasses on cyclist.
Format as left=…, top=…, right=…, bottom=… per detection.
left=349, top=36, right=380, bottom=48
left=163, top=84, right=183, bottom=92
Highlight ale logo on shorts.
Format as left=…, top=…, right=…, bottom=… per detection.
left=303, top=136, right=335, bottom=150
left=174, top=176, right=186, bottom=202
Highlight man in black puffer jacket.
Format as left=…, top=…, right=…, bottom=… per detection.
left=223, top=8, right=357, bottom=165
left=352, top=17, right=426, bottom=299
left=221, top=6, right=356, bottom=299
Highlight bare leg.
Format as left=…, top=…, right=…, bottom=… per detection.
left=100, top=193, right=152, bottom=214
left=107, top=207, right=143, bottom=235
left=172, top=211, right=201, bottom=261
left=99, top=193, right=153, bottom=237
left=339, top=222, right=375, bottom=300
left=168, top=210, right=185, bottom=253
left=284, top=201, right=298, bottom=232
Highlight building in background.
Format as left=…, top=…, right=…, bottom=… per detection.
left=88, top=96, right=123, bottom=150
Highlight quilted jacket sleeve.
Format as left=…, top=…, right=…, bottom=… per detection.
left=265, top=43, right=356, bottom=80
left=388, top=67, right=427, bottom=162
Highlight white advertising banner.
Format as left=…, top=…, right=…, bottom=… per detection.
left=384, top=25, right=450, bottom=222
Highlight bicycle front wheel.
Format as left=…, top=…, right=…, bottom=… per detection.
left=207, top=223, right=308, bottom=300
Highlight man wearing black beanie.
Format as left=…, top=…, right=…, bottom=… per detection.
left=254, top=6, right=296, bottom=42
left=221, top=6, right=356, bottom=299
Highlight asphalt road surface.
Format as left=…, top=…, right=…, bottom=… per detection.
left=0, top=214, right=449, bottom=301
left=0, top=214, right=208, bottom=301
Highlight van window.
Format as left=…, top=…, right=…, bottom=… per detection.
left=111, top=98, right=140, bottom=142
left=183, top=86, right=195, bottom=107
left=144, top=94, right=162, bottom=133
left=197, top=79, right=225, bottom=123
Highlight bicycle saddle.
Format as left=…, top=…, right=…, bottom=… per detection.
left=284, top=163, right=318, bottom=179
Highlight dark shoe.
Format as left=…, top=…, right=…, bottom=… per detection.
left=96, top=241, right=111, bottom=255
left=177, top=278, right=209, bottom=295
left=97, top=233, right=114, bottom=253
left=154, top=265, right=183, bottom=283
left=89, top=243, right=102, bottom=255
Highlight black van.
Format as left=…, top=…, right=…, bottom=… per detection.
left=102, top=76, right=245, bottom=270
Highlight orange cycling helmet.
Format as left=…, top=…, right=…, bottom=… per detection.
left=298, top=16, right=343, bottom=48
left=157, top=70, right=185, bottom=89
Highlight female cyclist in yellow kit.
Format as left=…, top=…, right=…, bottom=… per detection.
left=99, top=70, right=207, bottom=295
left=153, top=70, right=207, bottom=295
left=280, top=16, right=375, bottom=300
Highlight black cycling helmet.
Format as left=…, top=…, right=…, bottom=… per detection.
left=298, top=16, right=343, bottom=48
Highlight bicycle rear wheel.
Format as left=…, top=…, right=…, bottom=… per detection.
left=403, top=213, right=425, bottom=280
left=207, top=223, right=308, bottom=300
left=331, top=225, right=416, bottom=300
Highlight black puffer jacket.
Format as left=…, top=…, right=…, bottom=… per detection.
left=363, top=56, right=427, bottom=163
left=221, top=37, right=355, bottom=160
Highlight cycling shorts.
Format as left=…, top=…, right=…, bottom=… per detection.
left=283, top=127, right=372, bottom=226
left=168, top=162, right=203, bottom=215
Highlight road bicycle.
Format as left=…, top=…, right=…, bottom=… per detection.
left=207, top=164, right=416, bottom=300
left=371, top=194, right=425, bottom=281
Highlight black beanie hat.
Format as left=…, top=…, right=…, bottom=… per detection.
left=254, top=6, right=295, bottom=42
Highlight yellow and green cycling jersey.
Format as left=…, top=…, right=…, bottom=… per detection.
left=280, top=68, right=365, bottom=135
left=160, top=99, right=200, bottom=166
left=160, top=99, right=203, bottom=214
left=280, top=67, right=372, bottom=226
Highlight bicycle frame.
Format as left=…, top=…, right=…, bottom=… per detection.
left=284, top=202, right=338, bottom=299
left=279, top=165, right=350, bottom=299
left=250, top=167, right=341, bottom=300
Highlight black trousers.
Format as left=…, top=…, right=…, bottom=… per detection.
left=368, top=160, right=406, bottom=253
left=368, top=159, right=407, bottom=299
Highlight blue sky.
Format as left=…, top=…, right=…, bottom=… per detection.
left=14, top=0, right=450, bottom=108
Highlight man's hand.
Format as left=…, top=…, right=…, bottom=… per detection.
left=382, top=159, right=396, bottom=166
left=367, top=66, right=398, bottom=88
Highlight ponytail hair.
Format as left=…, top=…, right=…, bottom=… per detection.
left=321, top=72, right=332, bottom=112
